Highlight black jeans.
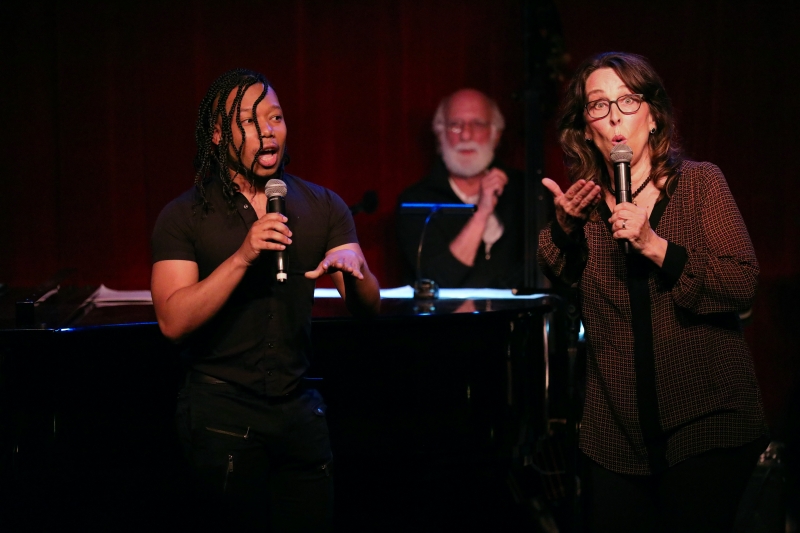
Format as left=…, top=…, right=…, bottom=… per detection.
left=583, top=435, right=769, bottom=533
left=176, top=381, right=334, bottom=533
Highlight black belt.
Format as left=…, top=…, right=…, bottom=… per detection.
left=187, top=370, right=311, bottom=403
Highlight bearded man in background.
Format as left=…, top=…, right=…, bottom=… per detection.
left=396, top=88, right=525, bottom=289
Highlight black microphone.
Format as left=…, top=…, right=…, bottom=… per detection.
left=610, top=144, right=633, bottom=254
left=266, top=179, right=288, bottom=282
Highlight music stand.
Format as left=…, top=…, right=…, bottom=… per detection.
left=398, top=203, right=476, bottom=299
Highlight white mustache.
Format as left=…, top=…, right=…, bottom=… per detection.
left=452, top=141, right=482, bottom=152
left=440, top=137, right=494, bottom=178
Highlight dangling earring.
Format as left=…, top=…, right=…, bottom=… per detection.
left=650, top=127, right=656, bottom=134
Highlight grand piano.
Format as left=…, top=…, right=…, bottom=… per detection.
left=0, top=278, right=575, bottom=531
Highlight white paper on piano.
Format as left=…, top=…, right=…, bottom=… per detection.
left=84, top=284, right=154, bottom=307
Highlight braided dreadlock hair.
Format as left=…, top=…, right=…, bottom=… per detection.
left=193, top=68, right=288, bottom=213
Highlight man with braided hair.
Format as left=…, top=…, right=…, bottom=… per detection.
left=151, top=68, right=380, bottom=531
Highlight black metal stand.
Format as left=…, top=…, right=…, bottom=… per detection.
left=397, top=202, right=476, bottom=299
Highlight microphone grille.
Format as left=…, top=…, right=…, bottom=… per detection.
left=265, top=179, right=287, bottom=198
left=610, top=143, right=633, bottom=163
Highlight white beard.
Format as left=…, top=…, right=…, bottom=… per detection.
left=440, top=138, right=495, bottom=178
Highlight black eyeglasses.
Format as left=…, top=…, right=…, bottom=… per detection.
left=584, top=94, right=644, bottom=119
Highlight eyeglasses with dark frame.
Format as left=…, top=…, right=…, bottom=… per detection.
left=584, top=94, right=645, bottom=119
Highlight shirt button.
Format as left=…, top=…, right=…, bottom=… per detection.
left=243, top=204, right=249, bottom=209
left=268, top=343, right=275, bottom=349
left=267, top=371, right=273, bottom=376
left=268, top=314, right=274, bottom=320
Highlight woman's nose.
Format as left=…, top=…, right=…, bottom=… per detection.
left=608, top=103, right=624, bottom=124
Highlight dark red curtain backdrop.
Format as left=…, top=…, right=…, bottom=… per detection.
left=2, top=1, right=798, bottom=434
left=1, top=0, right=529, bottom=291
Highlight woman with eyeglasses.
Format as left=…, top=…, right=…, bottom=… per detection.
left=538, top=51, right=768, bottom=532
